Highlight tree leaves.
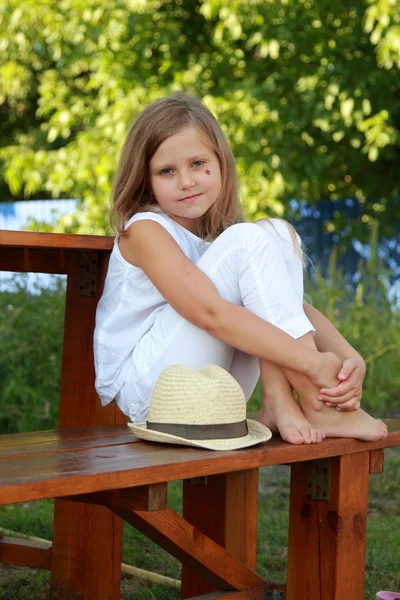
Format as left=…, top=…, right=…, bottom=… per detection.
left=0, top=0, right=399, bottom=236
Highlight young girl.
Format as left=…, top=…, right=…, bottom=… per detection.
left=94, top=93, right=387, bottom=445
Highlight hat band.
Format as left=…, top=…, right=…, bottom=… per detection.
left=146, top=420, right=248, bottom=440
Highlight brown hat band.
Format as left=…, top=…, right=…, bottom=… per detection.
left=146, top=420, right=248, bottom=440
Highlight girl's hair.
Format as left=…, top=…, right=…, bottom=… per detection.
left=111, top=93, right=243, bottom=239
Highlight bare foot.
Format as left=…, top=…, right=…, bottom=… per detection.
left=293, top=372, right=388, bottom=441
left=258, top=393, right=326, bottom=445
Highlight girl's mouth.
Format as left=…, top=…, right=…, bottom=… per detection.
left=180, top=193, right=202, bottom=203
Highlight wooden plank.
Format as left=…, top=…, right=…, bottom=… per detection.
left=181, top=469, right=259, bottom=598
left=0, top=247, right=68, bottom=274
left=0, top=536, right=51, bottom=570
left=0, top=426, right=137, bottom=458
left=0, top=424, right=129, bottom=447
left=0, top=229, right=113, bottom=251
left=63, top=483, right=168, bottom=511
left=286, top=452, right=370, bottom=600
left=369, top=449, right=384, bottom=473
left=108, top=506, right=267, bottom=592
left=1, top=424, right=399, bottom=507
left=51, top=248, right=125, bottom=600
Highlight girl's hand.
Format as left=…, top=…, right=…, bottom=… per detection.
left=317, top=356, right=366, bottom=411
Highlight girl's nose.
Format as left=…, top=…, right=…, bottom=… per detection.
left=178, top=170, right=195, bottom=189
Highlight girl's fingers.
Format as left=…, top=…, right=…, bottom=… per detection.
left=336, top=401, right=361, bottom=412
left=318, top=390, right=357, bottom=404
left=320, top=382, right=353, bottom=397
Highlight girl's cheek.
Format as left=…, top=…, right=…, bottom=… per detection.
left=205, top=169, right=211, bottom=175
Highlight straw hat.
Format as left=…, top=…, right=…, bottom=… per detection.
left=128, top=364, right=272, bottom=451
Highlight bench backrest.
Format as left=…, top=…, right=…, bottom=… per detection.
left=0, top=230, right=126, bottom=429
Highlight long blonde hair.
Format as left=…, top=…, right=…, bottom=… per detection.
left=111, top=93, right=243, bottom=239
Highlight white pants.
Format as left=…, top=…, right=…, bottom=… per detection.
left=116, top=219, right=314, bottom=422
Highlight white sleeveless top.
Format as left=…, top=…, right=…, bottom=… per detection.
left=94, top=211, right=211, bottom=406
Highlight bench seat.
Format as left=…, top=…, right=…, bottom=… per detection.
left=0, top=423, right=399, bottom=505
left=1, top=421, right=399, bottom=600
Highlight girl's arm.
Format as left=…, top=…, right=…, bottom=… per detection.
left=303, top=302, right=366, bottom=410
left=120, top=220, right=340, bottom=388
left=303, top=302, right=363, bottom=362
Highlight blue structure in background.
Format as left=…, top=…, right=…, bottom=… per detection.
left=288, top=198, right=399, bottom=282
left=0, top=199, right=77, bottom=231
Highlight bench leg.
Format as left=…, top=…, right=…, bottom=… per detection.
left=287, top=452, right=370, bottom=600
left=50, top=252, right=125, bottom=600
left=181, top=468, right=259, bottom=599
left=51, top=501, right=123, bottom=600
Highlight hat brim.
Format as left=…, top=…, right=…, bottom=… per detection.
left=127, top=418, right=272, bottom=451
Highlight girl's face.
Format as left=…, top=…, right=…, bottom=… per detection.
left=149, top=126, right=222, bottom=235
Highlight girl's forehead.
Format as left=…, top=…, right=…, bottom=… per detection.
left=150, top=127, right=213, bottom=164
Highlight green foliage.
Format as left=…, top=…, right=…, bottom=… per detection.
left=0, top=276, right=65, bottom=433
left=1, top=0, right=400, bottom=236
left=304, top=225, right=400, bottom=412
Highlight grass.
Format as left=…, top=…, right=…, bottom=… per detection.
left=0, top=449, right=399, bottom=599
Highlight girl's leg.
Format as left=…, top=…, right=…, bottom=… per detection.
left=228, top=347, right=324, bottom=444
left=253, top=219, right=324, bottom=443
left=118, top=222, right=323, bottom=443
left=257, top=219, right=387, bottom=442
left=282, top=335, right=388, bottom=441
left=258, top=358, right=325, bottom=444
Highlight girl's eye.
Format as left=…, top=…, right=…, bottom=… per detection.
left=159, top=168, right=173, bottom=175
left=192, top=160, right=205, bottom=167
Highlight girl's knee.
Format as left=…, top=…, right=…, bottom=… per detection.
left=255, top=218, right=303, bottom=261
left=220, top=222, right=267, bottom=246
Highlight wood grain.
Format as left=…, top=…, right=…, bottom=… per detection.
left=181, top=469, right=259, bottom=598
left=51, top=247, right=124, bottom=600
left=369, top=449, right=384, bottom=473
left=0, top=427, right=136, bottom=457
left=0, top=247, right=68, bottom=274
left=286, top=452, right=371, bottom=600
left=63, top=483, right=168, bottom=511
left=0, top=423, right=399, bottom=506
left=0, top=229, right=113, bottom=251
left=0, top=537, right=51, bottom=570
left=108, top=506, right=266, bottom=592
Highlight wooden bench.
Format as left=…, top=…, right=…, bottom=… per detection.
left=0, top=229, right=399, bottom=600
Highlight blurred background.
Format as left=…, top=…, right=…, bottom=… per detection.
left=0, top=1, right=399, bottom=598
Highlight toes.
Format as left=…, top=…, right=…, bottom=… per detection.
left=299, top=427, right=325, bottom=444
left=299, top=427, right=312, bottom=444
left=286, top=431, right=305, bottom=445
left=378, top=420, right=388, bottom=437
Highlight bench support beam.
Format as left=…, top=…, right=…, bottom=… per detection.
left=62, top=483, right=167, bottom=512
left=106, top=504, right=274, bottom=593
left=0, top=536, right=51, bottom=570
left=181, top=469, right=260, bottom=598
